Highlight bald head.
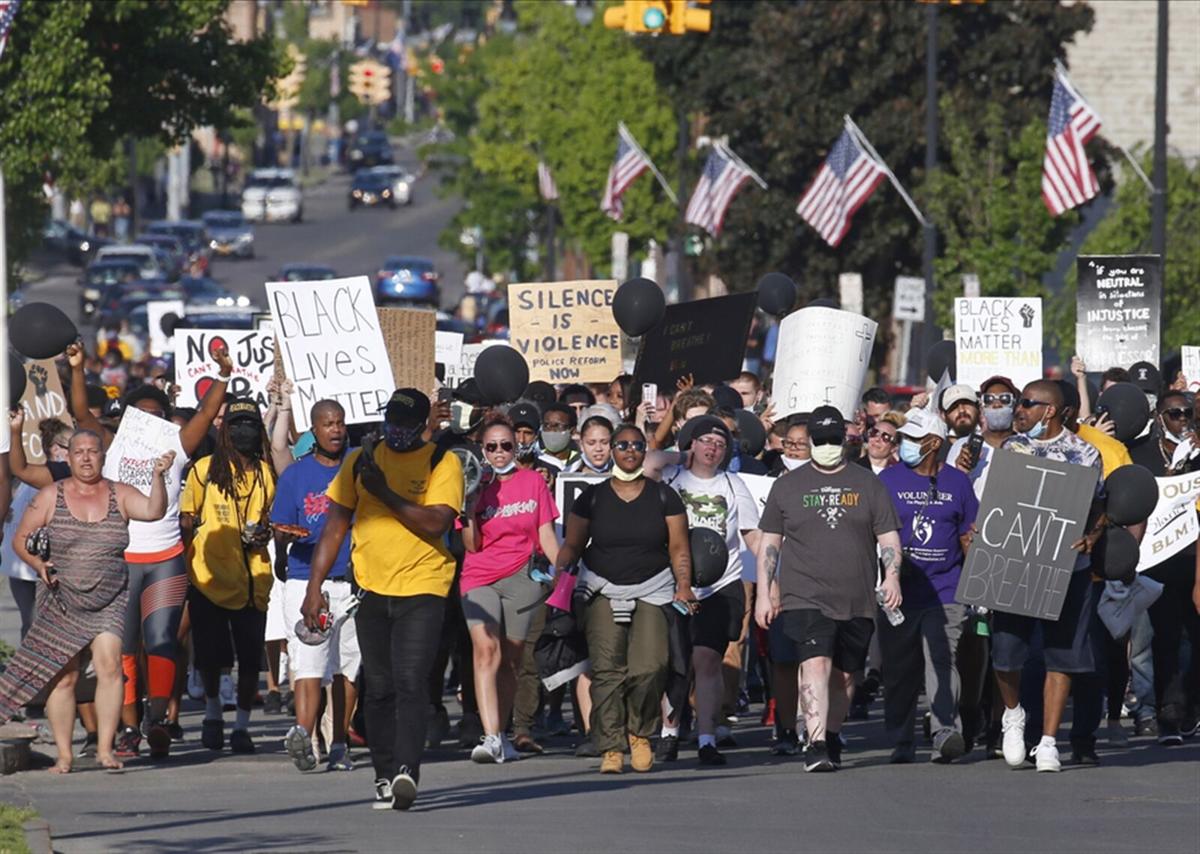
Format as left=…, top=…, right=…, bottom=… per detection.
left=310, top=400, right=345, bottom=423
left=1026, top=380, right=1063, bottom=410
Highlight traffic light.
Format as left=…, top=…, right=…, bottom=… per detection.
left=667, top=0, right=710, bottom=34
left=603, top=1, right=710, bottom=35
left=348, top=59, right=392, bottom=106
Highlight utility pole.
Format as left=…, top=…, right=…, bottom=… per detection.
left=673, top=106, right=690, bottom=302
left=916, top=1, right=939, bottom=383
left=1151, top=0, right=1168, bottom=264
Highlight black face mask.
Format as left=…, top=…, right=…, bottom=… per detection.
left=228, top=423, right=262, bottom=457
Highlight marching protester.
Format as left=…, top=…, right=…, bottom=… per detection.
left=536, top=403, right=580, bottom=474
left=950, top=376, right=1019, bottom=498
left=568, top=413, right=617, bottom=475
left=857, top=411, right=902, bottom=474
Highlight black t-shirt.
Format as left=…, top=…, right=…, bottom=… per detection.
left=48, top=461, right=71, bottom=482
left=571, top=479, right=686, bottom=585
left=1126, top=428, right=1167, bottom=475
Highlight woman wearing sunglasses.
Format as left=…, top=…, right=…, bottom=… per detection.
left=856, top=411, right=904, bottom=475
left=555, top=425, right=695, bottom=774
left=461, top=417, right=560, bottom=764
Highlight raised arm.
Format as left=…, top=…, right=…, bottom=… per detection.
left=268, top=379, right=296, bottom=475
left=179, top=345, right=233, bottom=456
left=8, top=410, right=53, bottom=489
left=1071, top=356, right=1092, bottom=420
left=65, top=342, right=111, bottom=448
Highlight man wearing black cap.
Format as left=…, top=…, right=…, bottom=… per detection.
left=754, top=405, right=902, bottom=772
left=303, top=388, right=464, bottom=811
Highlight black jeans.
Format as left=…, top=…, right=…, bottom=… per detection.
left=1146, top=555, right=1200, bottom=726
left=355, top=591, right=445, bottom=784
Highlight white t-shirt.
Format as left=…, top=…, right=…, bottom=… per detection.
left=948, top=435, right=994, bottom=501
left=103, top=430, right=188, bottom=556
left=662, top=465, right=760, bottom=599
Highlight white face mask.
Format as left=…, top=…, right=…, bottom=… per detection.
left=810, top=444, right=844, bottom=469
left=492, top=460, right=517, bottom=476
left=780, top=456, right=808, bottom=471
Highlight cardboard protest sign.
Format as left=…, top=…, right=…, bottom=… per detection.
left=1182, top=346, right=1200, bottom=393
left=955, top=449, right=1098, bottom=620
left=1136, top=470, right=1200, bottom=573
left=633, top=292, right=757, bottom=390
left=1075, top=255, right=1161, bottom=372
left=378, top=306, right=436, bottom=393
left=772, top=306, right=877, bottom=420
left=18, top=360, right=71, bottom=465
left=444, top=341, right=505, bottom=389
left=436, top=330, right=463, bottom=368
left=508, top=280, right=621, bottom=384
left=174, top=328, right=275, bottom=410
left=266, top=276, right=396, bottom=432
left=146, top=300, right=185, bottom=357
left=102, top=406, right=181, bottom=496
left=554, top=473, right=607, bottom=536
left=954, top=297, right=1042, bottom=392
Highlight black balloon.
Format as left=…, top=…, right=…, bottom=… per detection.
left=474, top=346, right=530, bottom=405
left=1104, top=464, right=1159, bottom=526
left=9, top=350, right=26, bottom=408
left=1097, top=382, right=1150, bottom=443
left=735, top=409, right=766, bottom=457
left=9, top=303, right=78, bottom=360
left=690, top=526, right=729, bottom=588
left=160, top=312, right=181, bottom=338
left=926, top=340, right=956, bottom=384
left=612, top=277, right=665, bottom=337
left=756, top=272, right=797, bottom=317
left=1096, top=525, right=1140, bottom=584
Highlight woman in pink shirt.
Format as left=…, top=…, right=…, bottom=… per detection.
left=461, top=416, right=560, bottom=764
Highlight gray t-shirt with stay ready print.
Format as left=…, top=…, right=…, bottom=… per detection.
left=759, top=462, right=900, bottom=621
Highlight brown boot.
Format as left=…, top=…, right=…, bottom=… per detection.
left=600, top=750, right=624, bottom=774
left=628, top=734, right=653, bottom=772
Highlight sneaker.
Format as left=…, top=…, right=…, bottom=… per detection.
left=1180, top=715, right=1199, bottom=739
left=715, top=725, right=737, bottom=748
left=1106, top=720, right=1129, bottom=748
left=166, top=721, right=184, bottom=741
left=263, top=690, right=283, bottom=715
left=372, top=777, right=394, bottom=810
left=426, top=705, right=450, bottom=749
left=219, top=675, right=236, bottom=712
left=186, top=667, right=205, bottom=701
left=115, top=726, right=141, bottom=758
left=1157, top=723, right=1183, bottom=746
left=146, top=721, right=171, bottom=759
left=697, top=743, right=726, bottom=766
left=1032, top=741, right=1061, bottom=772
left=285, top=725, right=318, bottom=772
left=501, top=735, right=522, bottom=763
left=889, top=744, right=916, bottom=764
left=201, top=718, right=224, bottom=751
left=932, top=729, right=966, bottom=764
left=628, top=734, right=653, bottom=772
left=1001, top=706, right=1027, bottom=768
left=391, top=767, right=418, bottom=811
left=599, top=750, right=623, bottom=774
left=326, top=744, right=354, bottom=772
left=770, top=730, right=799, bottom=757
left=803, top=740, right=835, bottom=772
left=76, top=732, right=99, bottom=759
left=230, top=729, right=256, bottom=754
left=826, top=734, right=842, bottom=769
left=471, top=733, right=505, bottom=764
left=575, top=737, right=600, bottom=758
left=655, top=735, right=679, bottom=762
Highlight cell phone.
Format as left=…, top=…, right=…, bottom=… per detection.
left=966, top=432, right=984, bottom=469
left=642, top=383, right=657, bottom=407
left=672, top=601, right=690, bottom=616
left=436, top=387, right=453, bottom=404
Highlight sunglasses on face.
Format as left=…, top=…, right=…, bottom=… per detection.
left=1163, top=408, right=1194, bottom=420
left=982, top=393, right=1015, bottom=407
left=484, top=441, right=514, bottom=453
left=866, top=427, right=898, bottom=445
left=613, top=439, right=646, bottom=452
left=694, top=436, right=727, bottom=450
left=1018, top=398, right=1050, bottom=410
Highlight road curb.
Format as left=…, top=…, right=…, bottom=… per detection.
left=23, top=817, right=52, bottom=854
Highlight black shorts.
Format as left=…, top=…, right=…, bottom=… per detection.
left=768, top=618, right=798, bottom=664
left=188, top=587, right=268, bottom=673
left=691, top=582, right=745, bottom=653
left=991, top=569, right=1097, bottom=674
left=776, top=609, right=874, bottom=673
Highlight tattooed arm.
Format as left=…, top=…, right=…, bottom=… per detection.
left=754, top=532, right=783, bottom=629
left=877, top=529, right=903, bottom=610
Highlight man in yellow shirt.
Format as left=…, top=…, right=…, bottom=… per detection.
left=303, top=389, right=463, bottom=811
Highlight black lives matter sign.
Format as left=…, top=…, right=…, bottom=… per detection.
left=633, top=292, right=756, bottom=391
left=1075, top=254, right=1161, bottom=372
left=955, top=450, right=1097, bottom=620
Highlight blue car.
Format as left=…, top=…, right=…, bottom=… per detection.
left=374, top=256, right=440, bottom=307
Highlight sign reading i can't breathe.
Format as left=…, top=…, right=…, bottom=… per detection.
left=508, top=280, right=621, bottom=384
left=955, top=450, right=1097, bottom=620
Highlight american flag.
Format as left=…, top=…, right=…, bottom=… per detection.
left=0, top=0, right=21, bottom=61
left=684, top=146, right=754, bottom=237
left=795, top=127, right=886, bottom=248
left=600, top=124, right=652, bottom=221
left=537, top=160, right=558, bottom=202
left=1042, top=70, right=1102, bottom=216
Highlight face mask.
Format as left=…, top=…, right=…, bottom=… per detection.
left=611, top=466, right=644, bottom=482
left=810, top=444, right=844, bottom=469
left=780, top=456, right=807, bottom=471
left=1160, top=418, right=1184, bottom=444
left=1025, top=413, right=1048, bottom=441
left=582, top=456, right=613, bottom=474
left=541, top=429, right=571, bottom=453
left=1145, top=394, right=1157, bottom=411
left=383, top=422, right=424, bottom=452
left=898, top=438, right=928, bottom=467
left=492, top=460, right=517, bottom=475
left=228, top=423, right=261, bottom=456
left=516, top=440, right=536, bottom=460
left=983, top=407, right=1015, bottom=432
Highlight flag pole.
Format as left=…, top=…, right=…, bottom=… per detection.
left=619, top=121, right=678, bottom=205
left=1053, top=60, right=1154, bottom=193
left=844, top=115, right=927, bottom=227
left=0, top=166, right=8, bottom=420
left=716, top=141, right=768, bottom=191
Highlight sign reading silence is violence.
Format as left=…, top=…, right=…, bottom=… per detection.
left=508, top=280, right=622, bottom=384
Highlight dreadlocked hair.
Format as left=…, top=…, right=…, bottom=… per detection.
left=206, top=419, right=276, bottom=500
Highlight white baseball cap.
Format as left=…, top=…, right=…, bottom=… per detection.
left=899, top=407, right=948, bottom=441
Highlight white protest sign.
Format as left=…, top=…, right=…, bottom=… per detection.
left=146, top=300, right=185, bottom=357
left=893, top=276, right=925, bottom=322
left=444, top=341, right=505, bottom=389
left=954, top=297, right=1042, bottom=391
left=1137, top=470, right=1200, bottom=573
left=102, top=406, right=181, bottom=496
left=436, top=330, right=464, bottom=367
left=174, top=328, right=275, bottom=410
left=266, top=276, right=395, bottom=432
left=737, top=472, right=775, bottom=519
left=1182, top=346, right=1200, bottom=393
left=554, top=472, right=607, bottom=537
left=508, top=280, right=621, bottom=384
left=772, top=307, right=877, bottom=419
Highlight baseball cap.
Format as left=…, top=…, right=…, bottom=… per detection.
left=225, top=399, right=263, bottom=425
left=507, top=401, right=541, bottom=431
left=978, top=375, right=1019, bottom=397
left=1128, top=361, right=1162, bottom=394
left=940, top=383, right=978, bottom=412
left=677, top=414, right=734, bottom=468
left=899, top=407, right=948, bottom=441
left=383, top=388, right=431, bottom=425
left=808, top=405, right=846, bottom=446
left=710, top=384, right=743, bottom=412
left=580, top=403, right=622, bottom=430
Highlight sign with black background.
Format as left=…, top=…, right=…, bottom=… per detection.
left=633, top=292, right=757, bottom=391
left=1076, top=254, right=1161, bottom=372
left=955, top=450, right=1097, bottom=620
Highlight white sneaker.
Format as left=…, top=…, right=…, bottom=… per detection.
left=1001, top=706, right=1027, bottom=768
left=1032, top=740, right=1062, bottom=772
left=219, top=674, right=236, bottom=711
left=471, top=733, right=504, bottom=764
left=501, top=734, right=522, bottom=762
left=186, top=667, right=205, bottom=701
left=372, top=777, right=393, bottom=810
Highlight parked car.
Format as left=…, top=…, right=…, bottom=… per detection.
left=370, top=165, right=415, bottom=205
left=43, top=219, right=110, bottom=266
left=373, top=256, right=440, bottom=307
left=94, top=244, right=166, bottom=280
left=79, top=260, right=142, bottom=319
left=202, top=210, right=255, bottom=259
left=348, top=131, right=394, bottom=169
left=349, top=169, right=398, bottom=209
left=241, top=168, right=303, bottom=223
left=275, top=264, right=338, bottom=282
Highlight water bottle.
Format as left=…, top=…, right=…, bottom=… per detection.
left=876, top=586, right=904, bottom=626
